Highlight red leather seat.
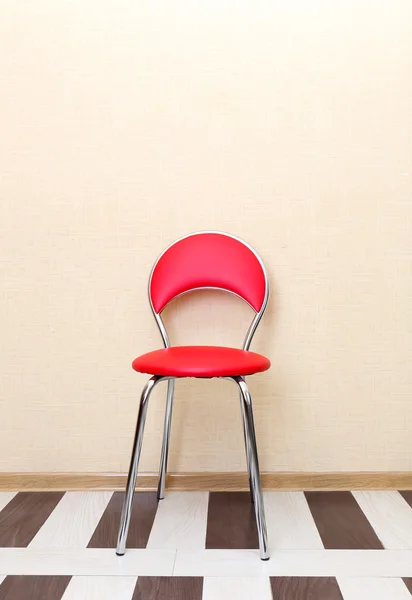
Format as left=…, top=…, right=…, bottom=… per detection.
left=132, top=345, right=271, bottom=378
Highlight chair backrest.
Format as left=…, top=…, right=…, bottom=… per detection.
left=148, top=231, right=269, bottom=349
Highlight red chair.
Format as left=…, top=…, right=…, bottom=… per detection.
left=116, top=231, right=271, bottom=560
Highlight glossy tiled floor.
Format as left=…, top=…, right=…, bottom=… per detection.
left=1, top=490, right=412, bottom=598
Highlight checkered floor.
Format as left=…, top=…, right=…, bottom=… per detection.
left=1, top=490, right=412, bottom=598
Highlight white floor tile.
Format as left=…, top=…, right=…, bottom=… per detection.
left=353, top=491, right=412, bottom=549
left=337, top=577, right=412, bottom=599
left=147, top=492, right=208, bottom=550
left=62, top=575, right=138, bottom=599
left=264, top=491, right=324, bottom=550
left=202, top=576, right=272, bottom=600
left=0, top=548, right=175, bottom=576
left=29, top=492, right=113, bottom=548
left=174, top=549, right=412, bottom=577
left=0, top=492, right=16, bottom=513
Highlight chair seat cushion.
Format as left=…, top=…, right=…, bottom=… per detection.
left=132, top=346, right=271, bottom=378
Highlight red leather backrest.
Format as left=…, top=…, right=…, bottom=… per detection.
left=149, top=232, right=267, bottom=313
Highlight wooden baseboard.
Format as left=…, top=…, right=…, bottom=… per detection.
left=0, top=471, right=411, bottom=492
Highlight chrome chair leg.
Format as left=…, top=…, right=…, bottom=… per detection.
left=157, top=378, right=175, bottom=500
left=116, top=375, right=163, bottom=556
left=238, top=377, right=254, bottom=503
left=233, top=376, right=269, bottom=561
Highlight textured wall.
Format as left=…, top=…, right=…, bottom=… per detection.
left=0, top=0, right=411, bottom=473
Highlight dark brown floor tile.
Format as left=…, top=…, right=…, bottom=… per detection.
left=305, top=491, right=383, bottom=549
left=88, top=491, right=158, bottom=548
left=0, top=576, right=71, bottom=600
left=403, top=578, right=412, bottom=594
left=0, top=493, right=64, bottom=547
left=270, top=577, right=343, bottom=599
left=132, top=577, right=203, bottom=600
left=399, top=491, right=412, bottom=509
left=206, top=491, right=258, bottom=549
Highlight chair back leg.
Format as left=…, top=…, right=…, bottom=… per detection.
left=238, top=378, right=254, bottom=503
left=157, top=378, right=175, bottom=500
left=233, top=376, right=269, bottom=560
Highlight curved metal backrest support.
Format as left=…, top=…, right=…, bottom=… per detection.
left=148, top=231, right=269, bottom=351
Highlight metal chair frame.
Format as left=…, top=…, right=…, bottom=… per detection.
left=116, top=231, right=270, bottom=560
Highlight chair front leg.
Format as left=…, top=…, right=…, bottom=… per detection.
left=233, top=376, right=269, bottom=561
left=157, top=378, right=175, bottom=500
left=116, top=375, right=163, bottom=556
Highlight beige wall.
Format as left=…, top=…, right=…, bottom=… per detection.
left=0, top=0, right=411, bottom=474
